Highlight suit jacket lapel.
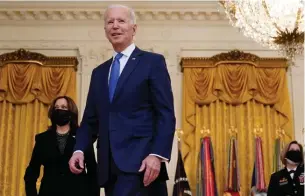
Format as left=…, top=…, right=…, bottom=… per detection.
left=63, top=133, right=75, bottom=157
left=49, top=130, right=62, bottom=158
left=48, top=129, right=56, bottom=149
left=284, top=169, right=294, bottom=185
left=101, top=59, right=112, bottom=105
left=293, top=165, right=302, bottom=182
left=112, top=47, right=143, bottom=102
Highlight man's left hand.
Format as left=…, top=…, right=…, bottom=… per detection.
left=138, top=155, right=161, bottom=186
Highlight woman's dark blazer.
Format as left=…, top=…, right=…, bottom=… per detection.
left=24, top=128, right=99, bottom=196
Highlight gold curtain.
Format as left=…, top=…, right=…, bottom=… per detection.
left=0, top=49, right=77, bottom=196
left=180, top=50, right=293, bottom=196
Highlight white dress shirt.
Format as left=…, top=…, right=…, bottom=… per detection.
left=287, top=166, right=297, bottom=179
left=108, top=43, right=135, bottom=79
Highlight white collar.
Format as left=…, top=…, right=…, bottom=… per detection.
left=112, top=43, right=135, bottom=59
left=287, top=166, right=297, bottom=172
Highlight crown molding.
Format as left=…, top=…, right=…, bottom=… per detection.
left=0, top=1, right=227, bottom=23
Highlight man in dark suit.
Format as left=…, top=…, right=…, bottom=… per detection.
left=69, top=4, right=176, bottom=196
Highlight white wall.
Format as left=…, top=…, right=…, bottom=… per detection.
left=0, top=1, right=303, bottom=195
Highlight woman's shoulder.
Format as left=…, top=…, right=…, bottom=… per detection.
left=297, top=163, right=304, bottom=171
left=270, top=168, right=287, bottom=178
left=35, top=128, right=54, bottom=141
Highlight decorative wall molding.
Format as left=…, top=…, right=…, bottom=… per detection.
left=0, top=40, right=279, bottom=53
left=181, top=50, right=288, bottom=71
left=0, top=1, right=227, bottom=22
left=0, top=48, right=78, bottom=69
left=0, top=10, right=226, bottom=22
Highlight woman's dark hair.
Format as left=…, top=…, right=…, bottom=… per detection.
left=48, top=96, right=79, bottom=134
left=280, top=140, right=304, bottom=165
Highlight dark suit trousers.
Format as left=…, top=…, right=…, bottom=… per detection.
left=104, top=152, right=168, bottom=196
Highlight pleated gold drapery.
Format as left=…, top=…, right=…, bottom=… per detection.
left=180, top=50, right=293, bottom=196
left=0, top=49, right=78, bottom=196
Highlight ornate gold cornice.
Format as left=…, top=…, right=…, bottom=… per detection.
left=0, top=1, right=226, bottom=22
left=211, top=50, right=260, bottom=62
left=0, top=49, right=78, bottom=70
left=180, top=50, right=288, bottom=71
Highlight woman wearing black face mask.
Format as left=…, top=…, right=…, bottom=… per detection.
left=267, top=140, right=304, bottom=196
left=24, top=96, right=99, bottom=196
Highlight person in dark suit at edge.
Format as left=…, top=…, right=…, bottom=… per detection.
left=24, top=96, right=99, bottom=196
left=68, top=4, right=176, bottom=196
left=267, top=140, right=304, bottom=196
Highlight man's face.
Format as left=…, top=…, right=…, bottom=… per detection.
left=104, top=7, right=137, bottom=51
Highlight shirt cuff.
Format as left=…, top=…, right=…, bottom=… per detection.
left=149, top=154, right=168, bottom=162
left=74, top=150, right=84, bottom=154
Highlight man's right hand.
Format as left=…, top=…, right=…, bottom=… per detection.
left=69, top=151, right=85, bottom=174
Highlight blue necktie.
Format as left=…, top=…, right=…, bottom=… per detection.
left=109, top=53, right=123, bottom=102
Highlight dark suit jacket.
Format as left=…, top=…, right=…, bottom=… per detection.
left=24, top=128, right=99, bottom=196
left=267, top=164, right=304, bottom=196
left=74, top=47, right=176, bottom=186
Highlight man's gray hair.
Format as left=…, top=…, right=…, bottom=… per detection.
left=104, top=4, right=137, bottom=24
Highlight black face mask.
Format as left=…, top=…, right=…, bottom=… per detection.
left=286, top=150, right=303, bottom=163
left=51, top=109, right=72, bottom=126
